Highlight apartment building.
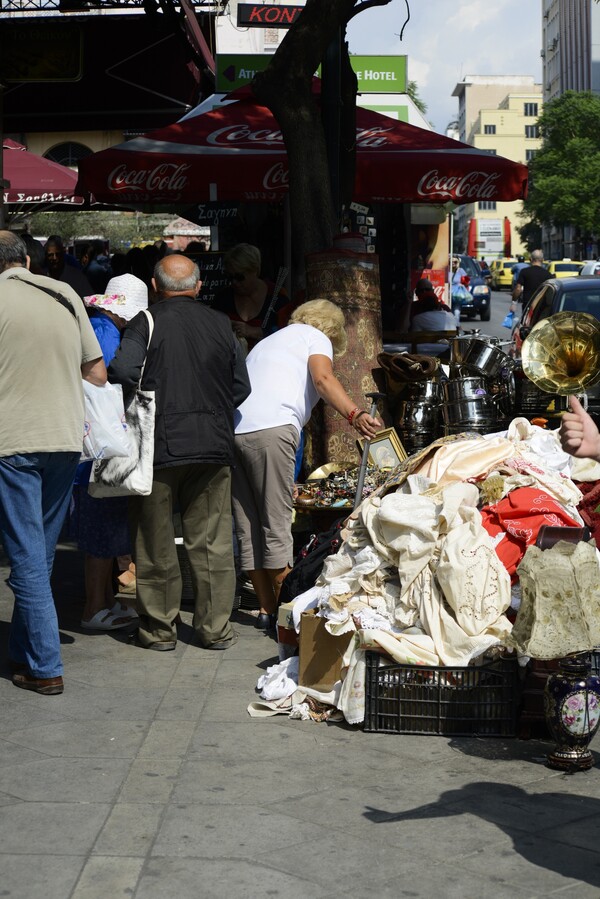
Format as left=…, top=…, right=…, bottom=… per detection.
left=451, top=76, right=542, bottom=258
left=541, top=0, right=600, bottom=258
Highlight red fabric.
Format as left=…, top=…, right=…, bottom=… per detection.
left=480, top=487, right=581, bottom=580
left=574, top=480, right=600, bottom=545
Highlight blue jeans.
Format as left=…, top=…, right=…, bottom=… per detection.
left=0, top=452, right=80, bottom=678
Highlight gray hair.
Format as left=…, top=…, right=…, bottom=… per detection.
left=530, top=249, right=544, bottom=263
left=153, top=258, right=201, bottom=292
left=0, top=231, right=27, bottom=273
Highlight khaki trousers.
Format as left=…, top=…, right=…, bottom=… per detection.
left=129, top=463, right=235, bottom=647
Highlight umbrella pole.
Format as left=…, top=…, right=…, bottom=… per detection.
left=0, top=83, right=6, bottom=231
left=209, top=182, right=218, bottom=251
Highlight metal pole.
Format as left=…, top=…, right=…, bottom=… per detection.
left=0, top=83, right=7, bottom=232
left=353, top=392, right=386, bottom=510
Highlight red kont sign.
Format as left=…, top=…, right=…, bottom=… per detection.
left=237, top=3, right=304, bottom=27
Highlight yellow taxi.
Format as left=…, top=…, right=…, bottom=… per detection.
left=546, top=259, right=584, bottom=279
left=490, top=258, right=517, bottom=290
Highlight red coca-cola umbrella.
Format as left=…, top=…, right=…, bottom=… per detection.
left=3, top=139, right=84, bottom=207
left=77, top=91, right=528, bottom=207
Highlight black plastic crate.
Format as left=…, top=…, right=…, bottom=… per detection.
left=364, top=652, right=519, bottom=737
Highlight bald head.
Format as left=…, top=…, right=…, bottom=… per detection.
left=153, top=254, right=201, bottom=297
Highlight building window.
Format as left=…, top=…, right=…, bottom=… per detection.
left=526, top=149, right=537, bottom=162
left=525, top=125, right=540, bottom=139
left=479, top=201, right=497, bottom=211
left=44, top=142, right=92, bottom=167
left=484, top=124, right=496, bottom=135
left=524, top=102, right=539, bottom=116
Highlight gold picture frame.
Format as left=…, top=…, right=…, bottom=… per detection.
left=358, top=427, right=407, bottom=471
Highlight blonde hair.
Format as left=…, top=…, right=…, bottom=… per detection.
left=224, top=243, right=261, bottom=276
left=289, top=299, right=347, bottom=357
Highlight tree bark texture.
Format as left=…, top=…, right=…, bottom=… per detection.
left=253, top=0, right=359, bottom=272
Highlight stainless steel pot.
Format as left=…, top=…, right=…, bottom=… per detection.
left=442, top=395, right=499, bottom=426
left=396, top=400, right=440, bottom=430
left=404, top=380, right=443, bottom=401
left=442, top=377, right=488, bottom=403
left=460, top=338, right=514, bottom=379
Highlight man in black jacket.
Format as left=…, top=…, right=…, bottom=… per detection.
left=109, top=254, right=251, bottom=651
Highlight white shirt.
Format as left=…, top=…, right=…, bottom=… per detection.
left=234, top=323, right=333, bottom=436
left=411, top=309, right=457, bottom=331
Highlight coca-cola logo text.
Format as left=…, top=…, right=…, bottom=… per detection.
left=207, top=125, right=283, bottom=147
left=107, top=163, right=191, bottom=195
left=206, top=124, right=394, bottom=150
left=262, top=163, right=289, bottom=191
left=417, top=170, right=500, bottom=200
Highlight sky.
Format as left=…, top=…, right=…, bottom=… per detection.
left=346, top=0, right=543, bottom=133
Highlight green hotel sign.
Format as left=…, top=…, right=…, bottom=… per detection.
left=216, top=54, right=272, bottom=92
left=352, top=56, right=407, bottom=94
left=216, top=54, right=407, bottom=95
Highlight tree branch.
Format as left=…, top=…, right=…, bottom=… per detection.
left=348, top=0, right=393, bottom=21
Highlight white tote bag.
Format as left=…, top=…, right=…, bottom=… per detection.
left=81, top=381, right=130, bottom=462
left=88, top=310, right=155, bottom=497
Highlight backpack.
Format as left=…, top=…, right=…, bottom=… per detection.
left=279, top=516, right=346, bottom=606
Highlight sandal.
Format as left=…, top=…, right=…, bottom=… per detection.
left=81, top=607, right=137, bottom=631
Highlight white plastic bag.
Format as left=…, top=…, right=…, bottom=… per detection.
left=81, top=380, right=131, bottom=461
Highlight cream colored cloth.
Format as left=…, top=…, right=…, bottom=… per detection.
left=507, top=541, right=600, bottom=659
left=412, top=435, right=515, bottom=486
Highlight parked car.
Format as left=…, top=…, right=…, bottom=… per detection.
left=510, top=276, right=600, bottom=358
left=546, top=259, right=584, bottom=279
left=511, top=276, right=600, bottom=411
left=579, top=260, right=600, bottom=277
left=457, top=254, right=492, bottom=321
left=490, top=258, right=517, bottom=290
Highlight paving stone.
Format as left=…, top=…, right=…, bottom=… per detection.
left=4, top=719, right=147, bottom=759
left=71, top=855, right=144, bottom=899
left=118, top=759, right=182, bottom=803
left=135, top=857, right=329, bottom=899
left=0, top=756, right=131, bottom=803
left=0, top=854, right=85, bottom=899
left=137, top=720, right=196, bottom=759
left=93, top=803, right=165, bottom=857
left=152, top=804, right=329, bottom=859
left=0, top=802, right=110, bottom=854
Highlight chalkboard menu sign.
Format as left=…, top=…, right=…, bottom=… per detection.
left=189, top=252, right=228, bottom=305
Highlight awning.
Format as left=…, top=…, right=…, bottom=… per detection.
left=77, top=90, right=528, bottom=208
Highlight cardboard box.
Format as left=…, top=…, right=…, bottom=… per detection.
left=298, top=610, right=353, bottom=692
left=277, top=601, right=298, bottom=660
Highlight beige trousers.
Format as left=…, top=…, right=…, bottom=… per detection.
left=129, top=463, right=235, bottom=647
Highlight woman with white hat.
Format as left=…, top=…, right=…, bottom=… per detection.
left=71, top=274, right=148, bottom=630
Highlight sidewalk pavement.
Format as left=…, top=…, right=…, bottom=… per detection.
left=0, top=542, right=599, bottom=899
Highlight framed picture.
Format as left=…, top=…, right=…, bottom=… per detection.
left=357, top=427, right=407, bottom=470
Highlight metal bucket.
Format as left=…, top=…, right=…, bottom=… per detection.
left=403, top=380, right=443, bottom=402
left=442, top=377, right=488, bottom=403
left=442, top=395, right=499, bottom=426
left=460, top=339, right=514, bottom=379
left=396, top=399, right=440, bottom=430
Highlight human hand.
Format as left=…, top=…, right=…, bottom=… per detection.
left=233, top=321, right=247, bottom=339
left=353, top=411, right=383, bottom=441
left=559, top=395, right=600, bottom=460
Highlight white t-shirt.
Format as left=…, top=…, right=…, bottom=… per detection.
left=410, top=309, right=457, bottom=331
left=234, top=323, right=333, bottom=436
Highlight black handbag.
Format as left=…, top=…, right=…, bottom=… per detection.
left=279, top=517, right=346, bottom=605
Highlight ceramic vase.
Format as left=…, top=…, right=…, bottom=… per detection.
left=544, top=654, right=600, bottom=771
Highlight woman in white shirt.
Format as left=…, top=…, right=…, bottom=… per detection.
left=233, top=299, right=381, bottom=629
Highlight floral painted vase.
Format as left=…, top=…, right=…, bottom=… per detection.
left=544, top=655, right=600, bottom=771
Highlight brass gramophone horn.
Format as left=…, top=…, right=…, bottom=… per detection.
left=521, top=311, right=600, bottom=395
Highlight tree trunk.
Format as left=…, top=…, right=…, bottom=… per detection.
left=253, top=0, right=358, bottom=277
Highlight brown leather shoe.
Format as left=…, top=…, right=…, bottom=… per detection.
left=12, top=673, right=64, bottom=695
